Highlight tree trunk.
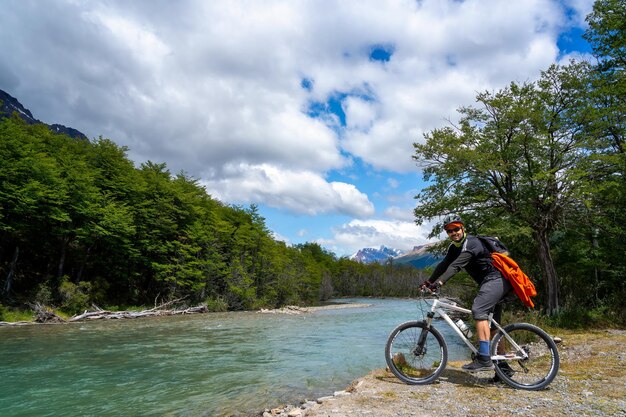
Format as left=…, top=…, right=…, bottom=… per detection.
left=319, top=272, right=333, bottom=301
left=591, top=227, right=601, bottom=305
left=77, top=245, right=93, bottom=282
left=534, top=229, right=560, bottom=315
left=57, top=237, right=70, bottom=280
left=4, top=246, right=19, bottom=296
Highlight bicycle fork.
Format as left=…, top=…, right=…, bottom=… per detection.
left=412, top=312, right=436, bottom=356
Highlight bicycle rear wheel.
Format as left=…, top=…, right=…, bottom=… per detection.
left=491, top=323, right=560, bottom=390
left=385, top=321, right=447, bottom=385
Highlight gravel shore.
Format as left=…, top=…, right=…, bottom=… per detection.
left=258, top=303, right=372, bottom=314
left=261, top=329, right=625, bottom=417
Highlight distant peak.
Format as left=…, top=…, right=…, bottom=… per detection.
left=0, top=89, right=36, bottom=122
left=350, top=246, right=405, bottom=264
left=0, top=88, right=88, bottom=140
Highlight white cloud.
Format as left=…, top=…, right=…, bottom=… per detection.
left=557, top=50, right=594, bottom=65
left=383, top=206, right=415, bottom=222
left=344, top=96, right=377, bottom=131
left=0, top=0, right=594, bottom=248
left=270, top=230, right=290, bottom=244
left=202, top=163, right=374, bottom=217
left=334, top=0, right=574, bottom=172
left=87, top=11, right=171, bottom=67
left=321, top=218, right=431, bottom=256
left=386, top=178, right=399, bottom=189
left=562, top=0, right=595, bottom=26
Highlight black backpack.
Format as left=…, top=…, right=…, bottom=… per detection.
left=476, top=235, right=510, bottom=256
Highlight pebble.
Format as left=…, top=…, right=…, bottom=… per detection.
left=302, top=401, right=317, bottom=409
left=260, top=387, right=353, bottom=416
left=316, top=396, right=335, bottom=403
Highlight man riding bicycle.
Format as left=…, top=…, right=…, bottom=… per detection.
left=420, top=214, right=514, bottom=380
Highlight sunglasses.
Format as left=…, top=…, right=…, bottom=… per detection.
left=445, top=227, right=462, bottom=234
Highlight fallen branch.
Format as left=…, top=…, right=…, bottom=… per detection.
left=31, top=302, right=66, bottom=323
left=0, top=301, right=211, bottom=326
left=68, top=301, right=208, bottom=322
left=145, top=296, right=188, bottom=312
left=0, top=320, right=32, bottom=326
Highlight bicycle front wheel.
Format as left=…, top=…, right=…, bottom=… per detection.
left=385, top=321, right=447, bottom=385
left=491, top=323, right=560, bottom=390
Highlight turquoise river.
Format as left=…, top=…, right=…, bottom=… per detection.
left=0, top=298, right=471, bottom=416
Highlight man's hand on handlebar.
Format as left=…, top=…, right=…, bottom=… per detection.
left=420, top=280, right=442, bottom=293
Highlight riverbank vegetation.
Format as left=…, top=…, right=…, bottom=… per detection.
left=0, top=0, right=623, bottom=327
left=0, top=119, right=425, bottom=318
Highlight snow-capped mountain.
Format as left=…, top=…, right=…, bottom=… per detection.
left=349, top=241, right=443, bottom=268
left=349, top=246, right=405, bottom=264
left=392, top=242, right=443, bottom=269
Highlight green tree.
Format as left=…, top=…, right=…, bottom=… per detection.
left=413, top=63, right=593, bottom=314
left=1, top=107, right=442, bottom=312
left=578, top=0, right=626, bottom=312
left=585, top=0, right=626, bottom=76
left=583, top=0, right=624, bottom=157
left=0, top=119, right=71, bottom=297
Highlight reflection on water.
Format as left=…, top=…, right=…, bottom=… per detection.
left=0, top=298, right=471, bottom=416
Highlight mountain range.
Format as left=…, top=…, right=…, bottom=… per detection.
left=349, top=246, right=404, bottom=264
left=349, top=242, right=442, bottom=269
left=0, top=89, right=87, bottom=140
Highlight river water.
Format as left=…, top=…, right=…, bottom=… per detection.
left=0, top=298, right=471, bottom=416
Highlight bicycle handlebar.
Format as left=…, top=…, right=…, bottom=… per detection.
left=419, top=287, right=441, bottom=298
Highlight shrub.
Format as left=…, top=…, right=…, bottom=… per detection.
left=35, top=283, right=53, bottom=305
left=58, top=278, right=92, bottom=315
left=205, top=296, right=228, bottom=312
left=545, top=305, right=620, bottom=329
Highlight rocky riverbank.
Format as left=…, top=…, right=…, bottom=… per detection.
left=258, top=303, right=372, bottom=315
left=258, top=329, right=625, bottom=417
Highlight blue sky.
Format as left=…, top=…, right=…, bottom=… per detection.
left=0, top=0, right=595, bottom=257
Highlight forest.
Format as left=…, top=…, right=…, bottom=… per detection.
left=0, top=0, right=623, bottom=326
left=0, top=116, right=425, bottom=315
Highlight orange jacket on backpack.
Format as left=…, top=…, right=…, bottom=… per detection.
left=491, top=252, right=537, bottom=308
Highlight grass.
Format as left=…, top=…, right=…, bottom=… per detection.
left=553, top=330, right=625, bottom=387
left=556, top=330, right=626, bottom=405
left=499, top=304, right=625, bottom=330
left=1, top=308, right=34, bottom=322
left=0, top=304, right=154, bottom=322
left=380, top=391, right=397, bottom=399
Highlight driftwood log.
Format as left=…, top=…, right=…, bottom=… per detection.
left=0, top=299, right=210, bottom=326
left=68, top=304, right=209, bottom=321
left=33, top=302, right=66, bottom=323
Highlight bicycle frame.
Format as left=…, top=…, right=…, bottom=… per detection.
left=423, top=298, right=529, bottom=361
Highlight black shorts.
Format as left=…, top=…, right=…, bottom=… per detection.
left=471, top=273, right=513, bottom=321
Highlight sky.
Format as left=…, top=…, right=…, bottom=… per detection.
left=0, top=0, right=595, bottom=257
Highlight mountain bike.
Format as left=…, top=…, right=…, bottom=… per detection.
left=385, top=290, right=560, bottom=390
